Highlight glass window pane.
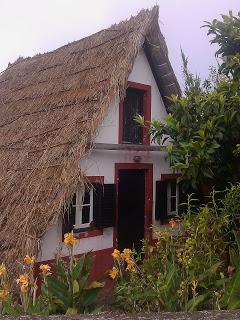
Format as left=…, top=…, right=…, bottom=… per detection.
left=83, top=190, right=90, bottom=204
left=171, top=181, right=176, bottom=195
left=82, top=205, right=90, bottom=224
left=122, top=88, right=144, bottom=144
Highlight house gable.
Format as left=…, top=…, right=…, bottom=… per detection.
left=94, top=50, right=168, bottom=145
left=0, top=6, right=180, bottom=276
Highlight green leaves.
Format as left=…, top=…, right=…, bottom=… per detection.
left=46, top=276, right=70, bottom=308
left=44, top=253, right=102, bottom=314
left=186, top=294, right=210, bottom=312
left=222, top=267, right=240, bottom=309
left=203, top=12, right=240, bottom=78
left=148, top=64, right=240, bottom=191
left=142, top=11, right=240, bottom=193
left=72, top=254, right=85, bottom=280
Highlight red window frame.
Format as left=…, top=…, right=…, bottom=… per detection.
left=119, top=81, right=151, bottom=145
left=161, top=173, right=180, bottom=181
left=86, top=176, right=104, bottom=185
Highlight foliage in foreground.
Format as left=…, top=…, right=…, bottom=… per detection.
left=110, top=184, right=240, bottom=312
left=0, top=232, right=103, bottom=316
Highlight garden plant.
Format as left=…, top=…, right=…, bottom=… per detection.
left=110, top=185, right=240, bottom=312
left=0, top=232, right=103, bottom=316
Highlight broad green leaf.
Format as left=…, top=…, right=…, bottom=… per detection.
left=198, top=262, right=222, bottom=282
left=85, top=281, right=105, bottom=289
left=229, top=248, right=239, bottom=269
left=55, top=257, right=67, bottom=281
left=82, top=287, right=101, bottom=307
left=84, top=255, right=95, bottom=273
left=186, top=294, right=209, bottom=311
left=66, top=307, right=78, bottom=315
left=78, top=273, right=89, bottom=291
left=72, top=254, right=86, bottom=280
left=223, top=267, right=240, bottom=309
left=73, top=280, right=79, bottom=294
left=46, top=276, right=70, bottom=307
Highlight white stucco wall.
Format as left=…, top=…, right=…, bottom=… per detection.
left=94, top=50, right=167, bottom=145
left=39, top=50, right=172, bottom=262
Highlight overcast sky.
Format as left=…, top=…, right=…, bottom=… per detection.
left=0, top=0, right=239, bottom=85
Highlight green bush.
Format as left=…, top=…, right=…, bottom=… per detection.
left=0, top=232, right=104, bottom=316
left=111, top=187, right=240, bottom=312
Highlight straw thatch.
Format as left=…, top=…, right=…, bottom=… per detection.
left=0, top=6, right=180, bottom=275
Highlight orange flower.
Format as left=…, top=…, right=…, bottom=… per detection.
left=191, top=277, right=198, bottom=297
left=121, top=248, right=132, bottom=261
left=17, top=274, right=28, bottom=286
left=0, top=263, right=6, bottom=277
left=126, top=258, right=137, bottom=273
left=169, top=219, right=176, bottom=228
left=0, top=289, right=9, bottom=299
left=112, top=249, right=121, bottom=260
left=24, top=255, right=35, bottom=265
left=17, top=274, right=29, bottom=293
left=40, top=264, right=52, bottom=277
left=109, top=267, right=119, bottom=280
left=20, top=285, right=28, bottom=293
left=64, top=232, right=78, bottom=247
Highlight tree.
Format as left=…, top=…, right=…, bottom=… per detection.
left=204, top=11, right=240, bottom=79
left=136, top=12, right=240, bottom=195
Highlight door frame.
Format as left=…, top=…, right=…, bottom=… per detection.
left=114, top=163, right=153, bottom=248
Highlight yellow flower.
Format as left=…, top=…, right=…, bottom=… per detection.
left=64, top=232, right=78, bottom=247
left=17, top=274, right=29, bottom=286
left=112, top=249, right=121, bottom=260
left=17, top=274, right=29, bottom=293
left=169, top=219, right=176, bottom=228
left=0, top=263, right=6, bottom=277
left=0, top=289, right=9, bottom=299
left=121, top=248, right=132, bottom=261
left=24, top=255, right=35, bottom=265
left=40, top=264, right=52, bottom=277
left=20, top=284, right=28, bottom=293
left=109, top=267, right=119, bottom=280
left=126, top=258, right=137, bottom=273
left=123, top=248, right=132, bottom=256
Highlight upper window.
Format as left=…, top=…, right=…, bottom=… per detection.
left=122, top=88, right=144, bottom=144
left=119, top=82, right=151, bottom=145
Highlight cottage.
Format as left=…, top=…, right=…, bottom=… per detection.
left=0, top=6, right=180, bottom=277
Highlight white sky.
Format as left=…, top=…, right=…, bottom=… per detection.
left=0, top=0, right=239, bottom=85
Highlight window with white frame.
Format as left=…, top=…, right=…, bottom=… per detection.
left=62, top=181, right=116, bottom=235
left=73, top=187, right=94, bottom=229
left=167, top=180, right=179, bottom=216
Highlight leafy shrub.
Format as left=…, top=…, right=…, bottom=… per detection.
left=0, top=232, right=103, bottom=316
left=111, top=188, right=240, bottom=312
left=42, top=234, right=104, bottom=315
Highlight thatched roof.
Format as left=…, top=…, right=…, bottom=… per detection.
left=0, top=6, right=180, bottom=272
